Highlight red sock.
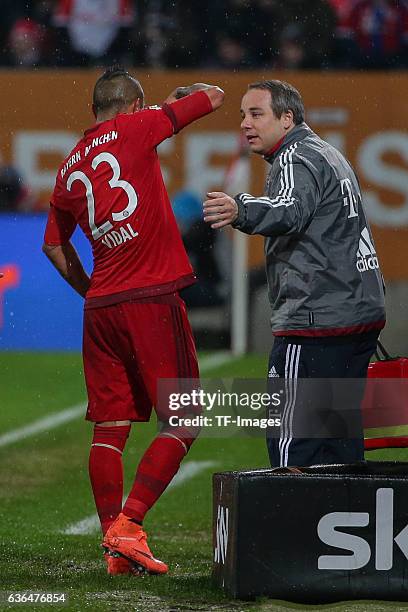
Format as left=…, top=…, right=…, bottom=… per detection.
left=122, top=435, right=190, bottom=523
left=89, top=424, right=131, bottom=535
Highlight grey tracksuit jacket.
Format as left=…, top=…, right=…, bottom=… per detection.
left=233, top=123, right=386, bottom=336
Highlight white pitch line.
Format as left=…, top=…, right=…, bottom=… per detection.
left=0, top=403, right=86, bottom=449
left=199, top=351, right=233, bottom=372
left=62, top=460, right=218, bottom=536
left=168, top=459, right=217, bottom=487
left=0, top=353, right=234, bottom=451
left=63, top=514, right=100, bottom=537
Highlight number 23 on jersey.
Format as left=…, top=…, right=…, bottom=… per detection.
left=67, top=152, right=139, bottom=248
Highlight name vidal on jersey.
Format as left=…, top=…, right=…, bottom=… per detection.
left=101, top=223, right=139, bottom=249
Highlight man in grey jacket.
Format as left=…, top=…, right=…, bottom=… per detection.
left=204, top=80, right=385, bottom=467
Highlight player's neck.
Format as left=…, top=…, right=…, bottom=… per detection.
left=95, top=113, right=115, bottom=124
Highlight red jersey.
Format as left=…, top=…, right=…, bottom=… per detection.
left=44, top=91, right=212, bottom=306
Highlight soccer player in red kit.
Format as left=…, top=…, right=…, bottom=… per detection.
left=42, top=67, right=224, bottom=576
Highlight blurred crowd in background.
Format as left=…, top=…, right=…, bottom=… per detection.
left=0, top=0, right=407, bottom=71
left=2, top=0, right=407, bottom=214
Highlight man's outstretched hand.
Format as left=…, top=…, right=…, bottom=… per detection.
left=203, top=192, right=238, bottom=229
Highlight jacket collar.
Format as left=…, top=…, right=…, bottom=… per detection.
left=264, top=122, right=313, bottom=165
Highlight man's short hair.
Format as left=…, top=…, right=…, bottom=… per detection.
left=248, top=80, right=305, bottom=125
left=93, top=67, right=144, bottom=115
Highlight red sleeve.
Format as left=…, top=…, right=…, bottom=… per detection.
left=44, top=205, right=77, bottom=245
left=124, top=106, right=174, bottom=148
left=162, top=90, right=213, bottom=134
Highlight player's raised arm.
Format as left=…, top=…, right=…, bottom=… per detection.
left=160, top=83, right=224, bottom=135
left=164, top=82, right=224, bottom=110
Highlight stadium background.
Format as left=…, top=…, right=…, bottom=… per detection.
left=1, top=70, right=408, bottom=353
left=1, top=1, right=408, bottom=610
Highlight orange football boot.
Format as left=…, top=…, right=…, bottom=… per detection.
left=102, top=512, right=168, bottom=575
left=104, top=551, right=142, bottom=576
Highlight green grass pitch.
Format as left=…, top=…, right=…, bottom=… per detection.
left=0, top=352, right=407, bottom=611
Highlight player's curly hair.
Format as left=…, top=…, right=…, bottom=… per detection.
left=93, top=66, right=144, bottom=115
left=248, top=80, right=304, bottom=125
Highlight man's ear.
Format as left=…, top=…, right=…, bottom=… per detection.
left=92, top=103, right=97, bottom=119
left=134, top=97, right=143, bottom=112
left=282, top=110, right=294, bottom=130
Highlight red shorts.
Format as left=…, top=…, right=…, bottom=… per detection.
left=83, top=293, right=199, bottom=422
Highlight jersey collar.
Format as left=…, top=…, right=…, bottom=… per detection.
left=84, top=123, right=103, bottom=137
left=263, top=122, right=313, bottom=165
